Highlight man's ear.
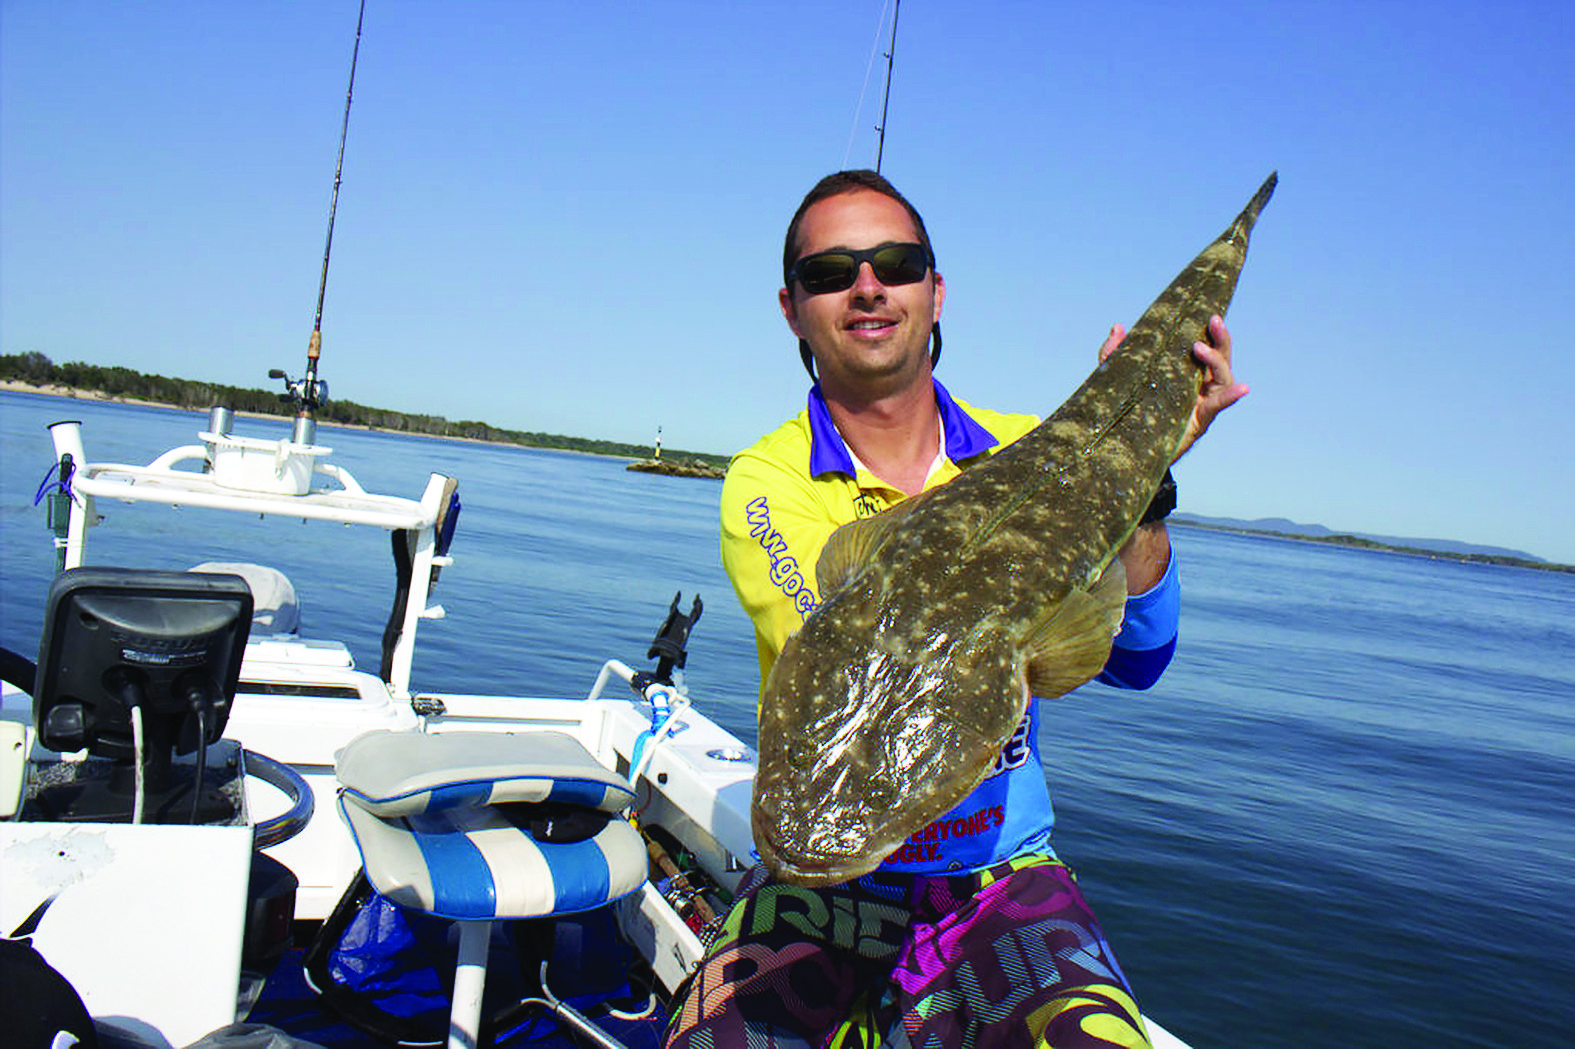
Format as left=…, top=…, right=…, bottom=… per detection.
left=779, top=286, right=801, bottom=335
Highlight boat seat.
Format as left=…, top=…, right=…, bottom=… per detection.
left=190, top=561, right=300, bottom=635
left=335, top=729, right=648, bottom=1048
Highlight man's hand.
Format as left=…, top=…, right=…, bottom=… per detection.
left=1098, top=314, right=1247, bottom=459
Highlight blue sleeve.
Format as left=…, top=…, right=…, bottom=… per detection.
left=1095, top=553, right=1179, bottom=691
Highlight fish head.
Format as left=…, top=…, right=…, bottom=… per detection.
left=752, top=592, right=1026, bottom=886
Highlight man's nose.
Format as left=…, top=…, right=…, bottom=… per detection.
left=849, top=261, right=885, bottom=300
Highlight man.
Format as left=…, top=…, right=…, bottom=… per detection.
left=664, top=170, right=1245, bottom=1048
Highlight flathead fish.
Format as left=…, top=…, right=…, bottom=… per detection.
left=753, top=173, right=1277, bottom=885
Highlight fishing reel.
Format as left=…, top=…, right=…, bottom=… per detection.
left=269, top=368, right=329, bottom=412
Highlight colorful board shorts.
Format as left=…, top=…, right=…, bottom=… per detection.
left=662, top=853, right=1152, bottom=1049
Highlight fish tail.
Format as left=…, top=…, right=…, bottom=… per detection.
left=1227, top=171, right=1278, bottom=247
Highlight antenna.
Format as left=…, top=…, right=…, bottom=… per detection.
left=874, top=0, right=901, bottom=173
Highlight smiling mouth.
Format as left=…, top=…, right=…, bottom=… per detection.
left=847, top=319, right=895, bottom=332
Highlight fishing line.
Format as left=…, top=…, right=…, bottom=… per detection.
left=841, top=0, right=892, bottom=170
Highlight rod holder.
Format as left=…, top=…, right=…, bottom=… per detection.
left=207, top=406, right=234, bottom=437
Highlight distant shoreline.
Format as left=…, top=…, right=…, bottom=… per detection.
left=1168, top=518, right=1572, bottom=574
left=0, top=357, right=731, bottom=467
left=0, top=380, right=635, bottom=461
left=5, top=381, right=1565, bottom=571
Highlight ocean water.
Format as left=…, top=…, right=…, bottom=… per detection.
left=3, top=390, right=1572, bottom=1048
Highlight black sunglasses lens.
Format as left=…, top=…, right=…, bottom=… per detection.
left=871, top=244, right=929, bottom=286
left=797, top=254, right=858, bottom=294
left=793, top=244, right=929, bottom=294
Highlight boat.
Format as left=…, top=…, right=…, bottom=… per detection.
left=0, top=408, right=762, bottom=1048
left=0, top=412, right=1194, bottom=1049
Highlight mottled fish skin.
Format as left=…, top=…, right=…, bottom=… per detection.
left=753, top=174, right=1277, bottom=886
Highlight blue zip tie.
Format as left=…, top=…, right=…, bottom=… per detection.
left=34, top=459, right=80, bottom=507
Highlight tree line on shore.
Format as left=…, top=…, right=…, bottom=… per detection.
left=1, top=352, right=730, bottom=467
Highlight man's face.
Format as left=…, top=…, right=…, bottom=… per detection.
left=780, top=189, right=944, bottom=398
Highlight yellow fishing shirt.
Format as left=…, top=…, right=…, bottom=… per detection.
left=719, top=380, right=1039, bottom=689
left=721, top=379, right=1180, bottom=871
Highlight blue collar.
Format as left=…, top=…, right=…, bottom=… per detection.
left=807, top=379, right=1004, bottom=478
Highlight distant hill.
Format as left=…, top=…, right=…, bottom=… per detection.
left=1172, top=513, right=1545, bottom=564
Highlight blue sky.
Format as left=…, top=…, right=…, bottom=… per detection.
left=3, top=2, right=1572, bottom=563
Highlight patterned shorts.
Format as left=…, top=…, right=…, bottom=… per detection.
left=662, top=853, right=1151, bottom=1049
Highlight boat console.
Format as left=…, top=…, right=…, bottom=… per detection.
left=1, top=567, right=313, bottom=1045
left=29, top=567, right=252, bottom=824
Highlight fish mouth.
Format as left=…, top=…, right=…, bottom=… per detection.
left=751, top=807, right=886, bottom=887
left=759, top=844, right=878, bottom=887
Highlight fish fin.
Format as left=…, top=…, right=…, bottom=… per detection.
left=1023, top=560, right=1128, bottom=699
left=816, top=497, right=925, bottom=596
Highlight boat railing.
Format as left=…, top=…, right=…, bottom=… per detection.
left=46, top=420, right=438, bottom=532
left=43, top=418, right=455, bottom=699
left=586, top=659, right=639, bottom=701
left=246, top=748, right=316, bottom=850
left=586, top=658, right=698, bottom=793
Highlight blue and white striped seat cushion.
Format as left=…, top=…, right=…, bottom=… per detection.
left=338, top=796, right=648, bottom=920
left=336, top=730, right=637, bottom=818
left=334, top=730, right=647, bottom=920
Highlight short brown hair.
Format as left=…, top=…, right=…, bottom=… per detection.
left=782, top=170, right=935, bottom=286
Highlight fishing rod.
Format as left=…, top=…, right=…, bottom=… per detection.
left=874, top=0, right=900, bottom=173
left=275, top=0, right=366, bottom=444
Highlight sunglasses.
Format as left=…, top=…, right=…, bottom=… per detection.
left=787, top=242, right=932, bottom=295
